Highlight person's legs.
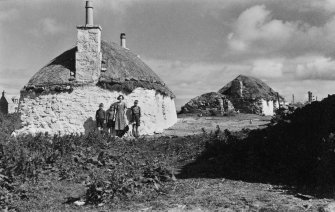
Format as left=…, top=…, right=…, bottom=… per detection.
left=116, top=130, right=121, bottom=137
left=111, top=128, right=116, bottom=137
left=107, top=120, right=111, bottom=134
left=132, top=124, right=136, bottom=137
left=111, top=121, right=116, bottom=137
left=97, top=119, right=102, bottom=132
left=101, top=119, right=105, bottom=134
left=135, top=125, right=139, bottom=137
left=135, top=115, right=140, bottom=137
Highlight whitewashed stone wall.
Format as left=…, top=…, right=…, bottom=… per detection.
left=14, top=86, right=177, bottom=136
left=261, top=99, right=274, bottom=116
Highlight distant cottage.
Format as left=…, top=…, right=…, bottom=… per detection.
left=15, top=1, right=177, bottom=136
left=219, top=75, right=284, bottom=116
left=180, top=75, right=285, bottom=116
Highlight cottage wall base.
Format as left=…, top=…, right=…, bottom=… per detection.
left=14, top=87, right=177, bottom=136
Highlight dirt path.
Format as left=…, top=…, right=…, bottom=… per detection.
left=146, top=179, right=331, bottom=211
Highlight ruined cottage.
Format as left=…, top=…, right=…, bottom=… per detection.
left=180, top=92, right=234, bottom=116
left=219, top=75, right=284, bottom=116
left=15, top=1, right=177, bottom=136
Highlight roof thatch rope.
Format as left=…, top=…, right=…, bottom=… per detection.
left=97, top=80, right=175, bottom=98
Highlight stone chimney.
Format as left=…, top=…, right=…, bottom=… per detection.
left=75, top=1, right=102, bottom=83
left=120, top=33, right=126, bottom=48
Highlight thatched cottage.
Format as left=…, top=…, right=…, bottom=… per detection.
left=219, top=75, right=284, bottom=116
left=15, top=1, right=177, bottom=136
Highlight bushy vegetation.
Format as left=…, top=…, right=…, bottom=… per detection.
left=181, top=95, right=335, bottom=196
left=0, top=113, right=207, bottom=211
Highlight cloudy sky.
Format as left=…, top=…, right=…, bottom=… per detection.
left=1, top=0, right=335, bottom=108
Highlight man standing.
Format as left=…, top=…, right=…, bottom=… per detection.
left=95, top=103, right=106, bottom=132
left=131, top=100, right=141, bottom=137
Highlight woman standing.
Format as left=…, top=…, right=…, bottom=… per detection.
left=114, top=95, right=127, bottom=137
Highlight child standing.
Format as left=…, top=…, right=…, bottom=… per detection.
left=131, top=100, right=141, bottom=137
left=106, top=104, right=116, bottom=135
left=95, top=103, right=106, bottom=132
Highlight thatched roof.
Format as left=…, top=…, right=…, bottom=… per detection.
left=26, top=41, right=174, bottom=97
left=218, top=75, right=284, bottom=101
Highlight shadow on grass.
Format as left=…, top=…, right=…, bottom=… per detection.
left=177, top=98, right=335, bottom=199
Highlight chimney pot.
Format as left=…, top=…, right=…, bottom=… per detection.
left=120, top=33, right=126, bottom=48
left=85, top=1, right=94, bottom=26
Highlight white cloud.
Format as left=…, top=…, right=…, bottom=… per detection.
left=226, top=3, right=335, bottom=61
left=29, top=18, right=66, bottom=36
left=251, top=59, right=283, bottom=78
left=94, top=0, right=142, bottom=14
left=310, top=0, right=335, bottom=12
left=295, top=56, right=335, bottom=80
left=228, top=5, right=294, bottom=51
left=144, top=58, right=250, bottom=99
left=40, top=18, right=65, bottom=35
left=0, top=68, right=30, bottom=96
left=0, top=8, right=18, bottom=24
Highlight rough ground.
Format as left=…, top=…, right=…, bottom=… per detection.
left=3, top=113, right=334, bottom=211
left=160, top=114, right=271, bottom=137
left=147, top=114, right=332, bottom=212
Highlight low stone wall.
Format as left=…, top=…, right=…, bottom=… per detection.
left=14, top=86, right=177, bottom=136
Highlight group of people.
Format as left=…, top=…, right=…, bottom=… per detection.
left=95, top=95, right=141, bottom=138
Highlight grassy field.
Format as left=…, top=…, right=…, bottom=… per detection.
left=1, top=112, right=334, bottom=211
left=161, top=113, right=271, bottom=137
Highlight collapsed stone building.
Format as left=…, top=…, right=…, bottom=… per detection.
left=180, top=92, right=234, bottom=115
left=14, top=1, right=177, bottom=136
left=219, top=75, right=284, bottom=116
left=181, top=75, right=284, bottom=116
